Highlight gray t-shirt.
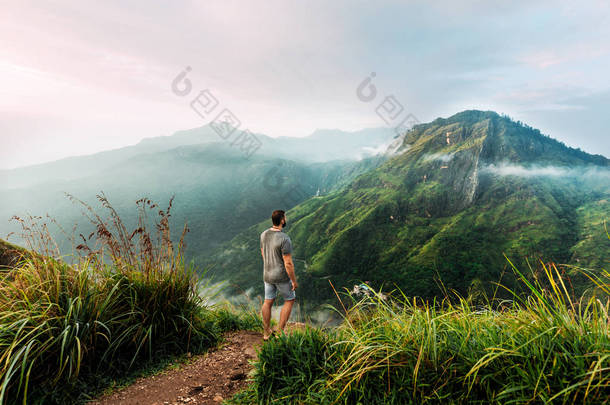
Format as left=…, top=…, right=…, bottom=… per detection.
left=260, top=228, right=293, bottom=283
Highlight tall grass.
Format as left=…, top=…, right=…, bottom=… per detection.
left=0, top=194, right=259, bottom=404
left=231, top=262, right=610, bottom=404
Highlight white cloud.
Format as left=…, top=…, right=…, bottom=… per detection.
left=422, top=152, right=455, bottom=163
left=482, top=163, right=610, bottom=179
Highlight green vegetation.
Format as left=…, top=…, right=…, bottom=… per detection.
left=230, top=260, right=610, bottom=404
left=0, top=195, right=260, bottom=405
left=204, top=111, right=610, bottom=307
left=1, top=110, right=608, bottom=403
left=0, top=128, right=390, bottom=264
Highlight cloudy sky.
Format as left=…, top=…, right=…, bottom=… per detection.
left=1, top=0, right=609, bottom=169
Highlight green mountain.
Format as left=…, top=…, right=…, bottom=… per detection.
left=0, top=128, right=392, bottom=260
left=203, top=111, right=610, bottom=304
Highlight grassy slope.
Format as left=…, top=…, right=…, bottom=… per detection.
left=229, top=262, right=610, bottom=404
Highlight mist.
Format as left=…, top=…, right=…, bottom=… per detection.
left=422, top=152, right=456, bottom=163
left=482, top=163, right=610, bottom=179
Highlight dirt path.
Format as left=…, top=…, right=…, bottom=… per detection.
left=90, top=330, right=263, bottom=405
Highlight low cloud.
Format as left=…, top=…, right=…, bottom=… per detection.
left=362, top=142, right=392, bottom=156
left=482, top=163, right=610, bottom=179
left=197, top=278, right=340, bottom=326
left=360, top=137, right=410, bottom=159
left=422, top=152, right=455, bottom=163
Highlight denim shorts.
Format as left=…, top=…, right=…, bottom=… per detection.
left=264, top=281, right=296, bottom=301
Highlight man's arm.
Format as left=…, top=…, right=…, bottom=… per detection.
left=282, top=253, right=298, bottom=290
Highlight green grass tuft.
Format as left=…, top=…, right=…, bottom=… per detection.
left=0, top=194, right=261, bottom=404
left=230, top=260, right=610, bottom=404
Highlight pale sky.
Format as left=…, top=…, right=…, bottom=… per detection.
left=1, top=0, right=609, bottom=169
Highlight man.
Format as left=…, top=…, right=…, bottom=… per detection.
left=260, top=210, right=298, bottom=340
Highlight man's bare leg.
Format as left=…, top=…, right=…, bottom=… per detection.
left=262, top=298, right=274, bottom=339
left=278, top=299, right=295, bottom=333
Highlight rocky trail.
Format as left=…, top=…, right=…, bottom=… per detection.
left=90, top=330, right=262, bottom=405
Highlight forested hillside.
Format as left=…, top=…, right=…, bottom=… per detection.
left=0, top=127, right=393, bottom=260
left=204, top=111, right=610, bottom=305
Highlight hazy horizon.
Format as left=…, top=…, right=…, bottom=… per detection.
left=1, top=123, right=396, bottom=170
left=2, top=0, right=609, bottom=169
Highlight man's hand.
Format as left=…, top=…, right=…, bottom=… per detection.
left=283, top=253, right=298, bottom=291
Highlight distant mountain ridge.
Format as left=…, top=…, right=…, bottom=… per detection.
left=0, top=126, right=394, bottom=190
left=202, top=110, right=609, bottom=305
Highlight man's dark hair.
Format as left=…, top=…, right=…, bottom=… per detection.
left=271, top=210, right=285, bottom=226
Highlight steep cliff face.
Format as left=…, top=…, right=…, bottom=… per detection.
left=366, top=111, right=493, bottom=214
left=387, top=110, right=609, bottom=212
left=203, top=111, right=610, bottom=304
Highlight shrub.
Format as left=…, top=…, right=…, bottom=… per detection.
left=0, top=194, right=258, bottom=404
